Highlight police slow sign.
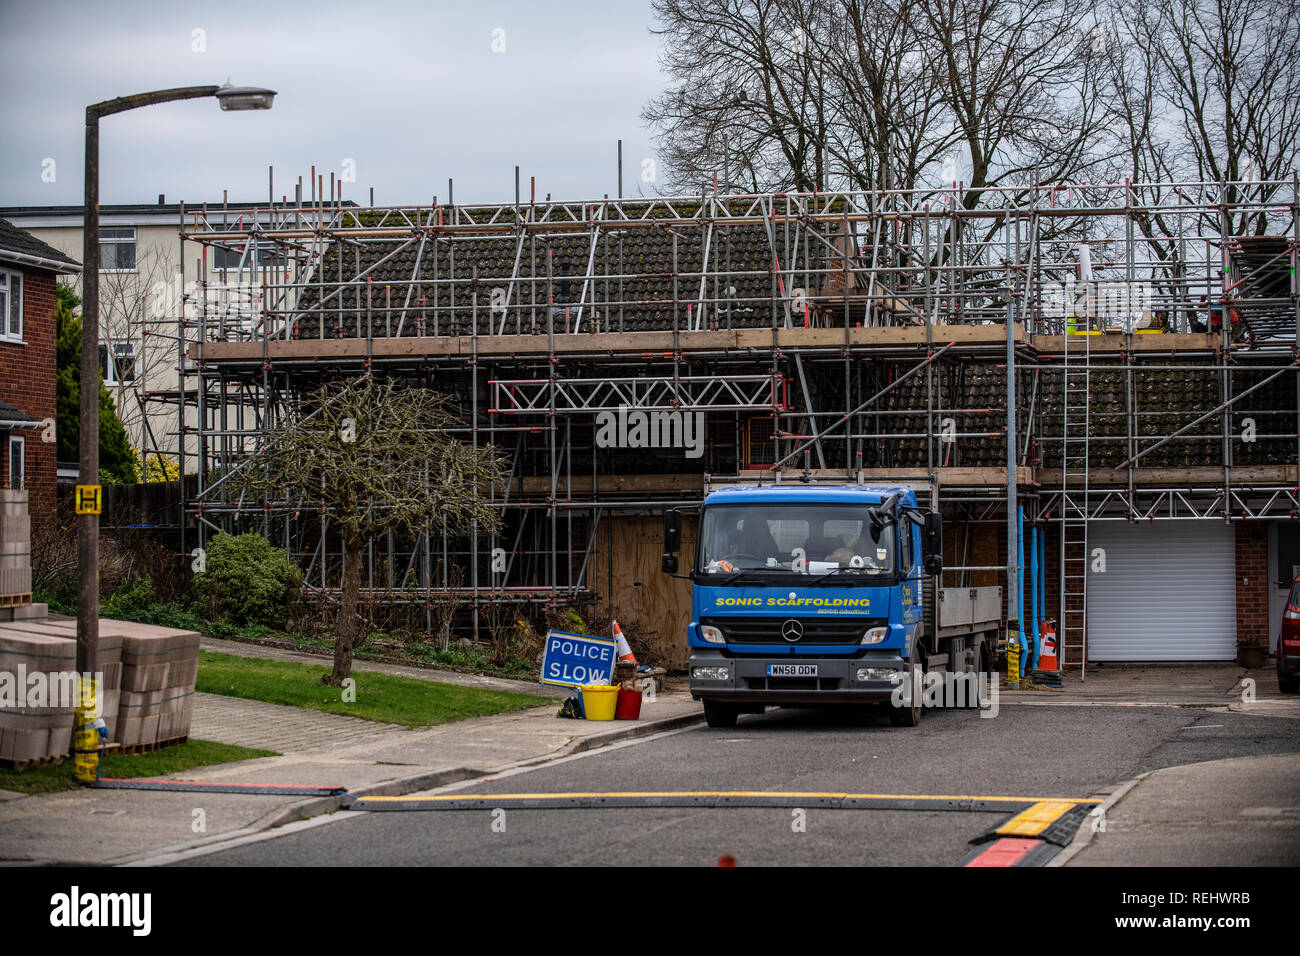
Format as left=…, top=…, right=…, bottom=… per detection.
left=541, top=630, right=616, bottom=688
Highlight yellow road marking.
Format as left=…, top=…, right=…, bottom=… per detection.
left=356, top=791, right=1104, bottom=804
left=995, top=800, right=1079, bottom=836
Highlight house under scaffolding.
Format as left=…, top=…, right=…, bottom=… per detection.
left=164, top=178, right=1300, bottom=673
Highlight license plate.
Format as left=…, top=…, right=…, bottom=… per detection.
left=767, top=664, right=818, bottom=677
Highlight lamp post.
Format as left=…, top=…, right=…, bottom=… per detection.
left=79, top=84, right=275, bottom=681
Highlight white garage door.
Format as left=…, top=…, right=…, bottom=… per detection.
left=1086, top=522, right=1236, bottom=661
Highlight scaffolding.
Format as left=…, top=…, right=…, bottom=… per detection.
left=160, top=176, right=1300, bottom=666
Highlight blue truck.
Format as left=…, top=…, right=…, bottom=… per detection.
left=661, top=483, right=1002, bottom=727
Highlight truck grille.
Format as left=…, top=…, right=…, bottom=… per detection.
left=701, top=616, right=882, bottom=645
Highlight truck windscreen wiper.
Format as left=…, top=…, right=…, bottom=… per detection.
left=709, top=567, right=781, bottom=586
left=805, top=567, right=877, bottom=585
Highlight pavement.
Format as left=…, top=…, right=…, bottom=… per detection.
left=1, top=641, right=1296, bottom=866
left=1061, top=752, right=1300, bottom=866
left=1003, top=661, right=1300, bottom=713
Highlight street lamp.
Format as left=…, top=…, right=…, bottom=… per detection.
left=78, top=85, right=276, bottom=683
left=215, top=84, right=277, bottom=111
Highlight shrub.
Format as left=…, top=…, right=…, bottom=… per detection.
left=191, top=532, right=304, bottom=628
left=101, top=577, right=158, bottom=620
left=101, top=577, right=205, bottom=631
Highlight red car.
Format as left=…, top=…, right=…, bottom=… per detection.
left=1280, top=575, right=1300, bottom=693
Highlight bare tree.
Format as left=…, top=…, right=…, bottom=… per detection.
left=1104, top=0, right=1300, bottom=234
left=428, top=560, right=464, bottom=652
left=916, top=0, right=1113, bottom=203
left=96, top=245, right=176, bottom=459
left=826, top=0, right=954, bottom=192
left=644, top=0, right=1111, bottom=201
left=644, top=0, right=833, bottom=192
left=231, top=375, right=508, bottom=684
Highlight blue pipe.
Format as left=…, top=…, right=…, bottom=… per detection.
left=1017, top=506, right=1026, bottom=678
left=1039, top=529, right=1046, bottom=653
left=1030, top=525, right=1040, bottom=668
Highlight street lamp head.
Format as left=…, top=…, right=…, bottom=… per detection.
left=215, top=84, right=276, bottom=111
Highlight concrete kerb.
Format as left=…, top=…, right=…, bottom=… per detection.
left=1046, top=775, right=1146, bottom=868
left=104, top=708, right=705, bottom=866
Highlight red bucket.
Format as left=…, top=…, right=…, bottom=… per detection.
left=614, top=686, right=642, bottom=720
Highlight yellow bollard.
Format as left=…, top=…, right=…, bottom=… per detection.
left=74, top=675, right=106, bottom=784
left=1006, top=622, right=1021, bottom=690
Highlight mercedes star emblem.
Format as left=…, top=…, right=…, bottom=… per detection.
left=781, top=619, right=804, bottom=642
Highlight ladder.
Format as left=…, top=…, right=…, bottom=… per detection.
left=1059, top=312, right=1091, bottom=678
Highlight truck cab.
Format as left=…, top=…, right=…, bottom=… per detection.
left=663, top=484, right=964, bottom=728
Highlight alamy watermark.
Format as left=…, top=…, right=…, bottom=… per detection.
left=0, top=668, right=104, bottom=715
left=49, top=886, right=151, bottom=936
left=890, top=668, right=1000, bottom=718
left=1040, top=278, right=1153, bottom=320
left=594, top=405, right=704, bottom=459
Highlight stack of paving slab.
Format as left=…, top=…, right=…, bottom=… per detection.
left=111, top=622, right=200, bottom=748
left=40, top=619, right=199, bottom=749
left=0, top=490, right=31, bottom=607
left=0, top=601, right=49, bottom=623
left=0, top=614, right=199, bottom=760
left=0, top=626, right=76, bottom=763
left=36, top=618, right=124, bottom=741
left=0, top=616, right=124, bottom=762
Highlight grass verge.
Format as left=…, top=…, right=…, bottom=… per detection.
left=196, top=651, right=549, bottom=728
left=0, top=738, right=276, bottom=796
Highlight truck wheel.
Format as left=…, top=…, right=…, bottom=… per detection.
left=889, top=656, right=921, bottom=727
left=703, top=699, right=739, bottom=728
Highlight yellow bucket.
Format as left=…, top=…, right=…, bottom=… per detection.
left=580, top=684, right=619, bottom=720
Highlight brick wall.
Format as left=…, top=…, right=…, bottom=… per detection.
left=0, top=269, right=58, bottom=541
left=1235, top=522, right=1269, bottom=651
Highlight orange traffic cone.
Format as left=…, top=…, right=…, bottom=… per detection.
left=611, top=619, right=637, bottom=665
left=1038, top=621, right=1058, bottom=671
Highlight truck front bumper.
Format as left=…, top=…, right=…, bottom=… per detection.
left=687, top=649, right=908, bottom=705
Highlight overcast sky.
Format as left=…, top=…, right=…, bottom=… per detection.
left=0, top=0, right=669, bottom=208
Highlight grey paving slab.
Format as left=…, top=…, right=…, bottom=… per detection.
left=190, top=692, right=405, bottom=753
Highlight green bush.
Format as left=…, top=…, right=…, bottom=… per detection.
left=102, top=577, right=158, bottom=619
left=101, top=577, right=205, bottom=631
left=34, top=583, right=77, bottom=615
left=192, top=532, right=304, bottom=628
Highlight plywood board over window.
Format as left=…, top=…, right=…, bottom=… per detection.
left=590, top=514, right=697, bottom=670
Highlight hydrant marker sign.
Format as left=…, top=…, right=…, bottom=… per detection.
left=541, top=630, right=616, bottom=688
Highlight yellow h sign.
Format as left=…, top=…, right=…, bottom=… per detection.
left=74, top=484, right=102, bottom=515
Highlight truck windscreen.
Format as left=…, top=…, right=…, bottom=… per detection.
left=697, top=503, right=896, bottom=580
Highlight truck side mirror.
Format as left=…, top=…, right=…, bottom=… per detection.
left=923, top=512, right=943, bottom=576
left=662, top=509, right=681, bottom=574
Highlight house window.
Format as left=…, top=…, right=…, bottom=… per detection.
left=0, top=269, right=21, bottom=340
left=99, top=227, right=137, bottom=272
left=7, top=435, right=23, bottom=490
left=100, top=339, right=139, bottom=385
left=213, top=239, right=283, bottom=271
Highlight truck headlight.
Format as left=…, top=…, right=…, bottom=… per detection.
left=699, top=625, right=725, bottom=644
left=860, top=626, right=888, bottom=645
left=856, top=667, right=903, bottom=683
left=692, top=666, right=730, bottom=681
